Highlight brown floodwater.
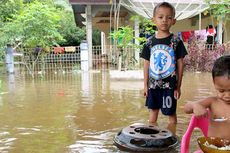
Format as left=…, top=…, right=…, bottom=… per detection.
left=0, top=71, right=215, bottom=153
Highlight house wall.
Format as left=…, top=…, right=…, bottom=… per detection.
left=71, top=2, right=229, bottom=45
left=96, top=15, right=230, bottom=45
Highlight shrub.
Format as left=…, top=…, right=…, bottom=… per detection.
left=184, top=41, right=225, bottom=72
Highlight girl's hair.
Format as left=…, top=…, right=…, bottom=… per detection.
left=153, top=2, right=175, bottom=17
left=212, top=55, right=230, bottom=79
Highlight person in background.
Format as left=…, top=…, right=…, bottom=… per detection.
left=140, top=2, right=187, bottom=124
left=184, top=55, right=230, bottom=140
left=206, top=25, right=216, bottom=50
left=34, top=45, right=42, bottom=59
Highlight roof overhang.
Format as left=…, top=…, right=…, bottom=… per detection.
left=69, top=0, right=131, bottom=28
left=120, top=0, right=211, bottom=20
left=69, top=0, right=112, bottom=5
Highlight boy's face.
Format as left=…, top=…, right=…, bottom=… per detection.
left=152, top=6, right=176, bottom=32
left=214, top=76, right=230, bottom=104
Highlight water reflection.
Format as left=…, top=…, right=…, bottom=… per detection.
left=8, top=74, right=15, bottom=93
left=81, top=72, right=90, bottom=97
left=0, top=71, right=214, bottom=153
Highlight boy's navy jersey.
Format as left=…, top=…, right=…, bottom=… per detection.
left=140, top=34, right=187, bottom=89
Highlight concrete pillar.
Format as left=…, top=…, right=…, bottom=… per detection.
left=134, top=19, right=140, bottom=65
left=217, top=19, right=223, bottom=44
left=199, top=13, right=201, bottom=30
left=80, top=40, right=89, bottom=71
left=5, top=44, right=14, bottom=74
left=86, top=5, right=93, bottom=69
left=101, top=31, right=106, bottom=54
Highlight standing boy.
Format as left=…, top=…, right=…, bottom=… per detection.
left=140, top=2, right=187, bottom=124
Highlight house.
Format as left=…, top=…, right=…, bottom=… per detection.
left=69, top=0, right=229, bottom=69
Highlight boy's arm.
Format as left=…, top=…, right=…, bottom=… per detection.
left=174, top=58, right=184, bottom=99
left=143, top=59, right=149, bottom=97
left=176, top=58, right=184, bottom=90
left=184, top=97, right=214, bottom=117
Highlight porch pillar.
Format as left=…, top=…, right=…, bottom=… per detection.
left=86, top=5, right=93, bottom=69
left=134, top=19, right=140, bottom=65
left=199, top=13, right=201, bottom=30
left=217, top=19, right=223, bottom=44
left=101, top=31, right=106, bottom=54
left=5, top=44, right=14, bottom=74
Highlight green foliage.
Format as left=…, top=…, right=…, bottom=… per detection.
left=0, top=1, right=64, bottom=48
left=112, top=15, right=156, bottom=48
left=57, top=11, right=85, bottom=46
left=109, top=26, right=139, bottom=70
left=0, top=0, right=85, bottom=48
left=205, top=0, right=230, bottom=21
left=92, top=29, right=101, bottom=46
left=142, top=18, right=156, bottom=35
left=130, top=15, right=156, bottom=38
left=0, top=0, right=23, bottom=22
left=53, top=0, right=73, bottom=11
left=0, top=80, right=1, bottom=87
left=0, top=0, right=85, bottom=67
left=110, top=26, right=134, bottom=48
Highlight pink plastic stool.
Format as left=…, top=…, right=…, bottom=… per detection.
left=180, top=114, right=209, bottom=153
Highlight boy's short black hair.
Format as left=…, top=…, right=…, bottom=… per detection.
left=153, top=2, right=175, bottom=18
left=212, top=55, right=230, bottom=79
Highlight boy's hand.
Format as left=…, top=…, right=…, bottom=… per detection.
left=193, top=104, right=208, bottom=118
left=144, top=86, right=148, bottom=97
left=174, top=88, right=181, bottom=99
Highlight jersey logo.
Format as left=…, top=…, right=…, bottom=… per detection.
left=149, top=44, right=175, bottom=80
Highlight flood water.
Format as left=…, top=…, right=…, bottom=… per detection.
left=0, top=71, right=215, bottom=153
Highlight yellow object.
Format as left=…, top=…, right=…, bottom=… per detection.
left=197, top=137, right=230, bottom=153
left=64, top=47, right=76, bottom=52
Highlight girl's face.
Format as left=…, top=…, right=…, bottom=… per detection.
left=152, top=6, right=176, bottom=32
left=214, top=76, right=230, bottom=104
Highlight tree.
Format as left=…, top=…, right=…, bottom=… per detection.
left=57, top=11, right=85, bottom=46
left=109, top=15, right=156, bottom=70
left=131, top=15, right=156, bottom=41
left=0, top=0, right=85, bottom=47
left=0, top=1, right=66, bottom=77
left=205, top=0, right=230, bottom=21
left=0, top=1, right=64, bottom=48
left=0, top=0, right=23, bottom=23
left=205, top=0, right=230, bottom=40
left=110, top=26, right=135, bottom=70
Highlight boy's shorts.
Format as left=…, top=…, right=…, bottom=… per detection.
left=145, top=88, right=177, bottom=115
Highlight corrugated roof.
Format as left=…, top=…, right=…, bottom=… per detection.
left=120, top=0, right=210, bottom=20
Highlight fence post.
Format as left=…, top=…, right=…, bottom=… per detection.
left=5, top=44, right=14, bottom=74
left=80, top=40, right=89, bottom=71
